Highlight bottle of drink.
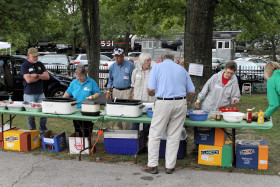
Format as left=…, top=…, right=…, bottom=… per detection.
left=258, top=110, right=264, bottom=124
left=247, top=109, right=252, bottom=123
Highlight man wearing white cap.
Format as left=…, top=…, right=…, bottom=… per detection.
left=106, top=48, right=135, bottom=129
left=20, top=47, right=50, bottom=134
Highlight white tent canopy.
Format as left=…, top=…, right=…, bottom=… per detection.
left=0, top=41, right=11, bottom=55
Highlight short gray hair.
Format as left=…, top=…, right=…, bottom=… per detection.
left=138, top=52, right=152, bottom=65
left=161, top=49, right=174, bottom=61
left=75, top=66, right=87, bottom=76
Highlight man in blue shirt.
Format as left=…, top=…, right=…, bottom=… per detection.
left=106, top=48, right=135, bottom=130
left=142, top=49, right=195, bottom=174
left=21, top=47, right=50, bottom=134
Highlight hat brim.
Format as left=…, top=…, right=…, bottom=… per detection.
left=29, top=53, right=39, bottom=57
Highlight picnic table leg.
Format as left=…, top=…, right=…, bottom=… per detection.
left=134, top=126, right=140, bottom=164
left=79, top=121, right=93, bottom=161
left=230, top=128, right=236, bottom=172
left=1, top=114, right=3, bottom=145
left=79, top=121, right=86, bottom=161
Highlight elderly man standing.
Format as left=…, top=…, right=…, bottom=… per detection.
left=106, top=48, right=135, bottom=130
left=21, top=47, right=50, bottom=134
left=142, top=50, right=195, bottom=174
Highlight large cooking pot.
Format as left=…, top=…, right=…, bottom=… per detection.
left=42, top=97, right=77, bottom=115
left=106, top=99, right=144, bottom=117
left=81, top=100, right=100, bottom=116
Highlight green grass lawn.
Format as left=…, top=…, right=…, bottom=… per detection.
left=1, top=94, right=279, bottom=175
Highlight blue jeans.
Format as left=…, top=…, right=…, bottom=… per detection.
left=24, top=93, right=47, bottom=134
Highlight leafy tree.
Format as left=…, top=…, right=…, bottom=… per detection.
left=216, top=0, right=280, bottom=61
left=0, top=0, right=57, bottom=51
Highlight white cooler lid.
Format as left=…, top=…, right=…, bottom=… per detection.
left=104, top=130, right=138, bottom=139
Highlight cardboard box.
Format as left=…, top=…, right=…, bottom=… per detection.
left=194, top=127, right=225, bottom=146
left=104, top=130, right=142, bottom=155
left=198, top=144, right=232, bottom=167
left=0, top=124, right=17, bottom=147
left=19, top=130, right=40, bottom=150
left=20, top=132, right=31, bottom=152
left=69, top=132, right=90, bottom=154
left=3, top=130, right=26, bottom=151
left=41, top=130, right=67, bottom=152
left=159, top=129, right=188, bottom=159
left=236, top=140, right=268, bottom=170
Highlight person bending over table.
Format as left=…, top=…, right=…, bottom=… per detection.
left=142, top=49, right=195, bottom=175
left=264, top=61, right=280, bottom=118
left=194, top=60, right=240, bottom=111
left=193, top=60, right=241, bottom=152
left=63, top=66, right=101, bottom=137
left=130, top=52, right=155, bottom=135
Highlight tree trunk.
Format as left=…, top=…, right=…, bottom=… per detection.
left=81, top=0, right=100, bottom=84
left=270, top=36, right=277, bottom=62
left=125, top=31, right=130, bottom=56
left=184, top=0, right=217, bottom=104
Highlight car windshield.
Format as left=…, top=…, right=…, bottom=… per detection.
left=39, top=55, right=68, bottom=65
left=101, top=55, right=111, bottom=61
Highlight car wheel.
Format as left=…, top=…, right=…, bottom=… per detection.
left=49, top=87, right=66, bottom=98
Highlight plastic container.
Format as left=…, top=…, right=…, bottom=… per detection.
left=210, top=111, right=220, bottom=121
left=7, top=102, right=23, bottom=111
left=258, top=110, right=264, bottom=124
left=222, top=112, right=245, bottom=123
left=219, top=107, right=239, bottom=113
left=146, top=108, right=153, bottom=118
left=189, top=110, right=209, bottom=121
left=24, top=106, right=42, bottom=112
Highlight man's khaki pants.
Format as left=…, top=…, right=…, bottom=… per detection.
left=148, top=99, right=187, bottom=169
left=112, top=88, right=132, bottom=130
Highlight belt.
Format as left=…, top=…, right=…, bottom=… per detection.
left=157, top=97, right=186, bottom=100
left=113, top=87, right=131, bottom=90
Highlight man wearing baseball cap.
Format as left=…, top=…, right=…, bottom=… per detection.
left=106, top=48, right=135, bottom=129
left=20, top=47, right=50, bottom=134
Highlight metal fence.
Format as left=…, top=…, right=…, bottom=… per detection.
left=47, top=66, right=109, bottom=91
left=47, top=65, right=266, bottom=94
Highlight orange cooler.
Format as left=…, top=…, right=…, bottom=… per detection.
left=194, top=127, right=225, bottom=146
left=198, top=144, right=232, bottom=167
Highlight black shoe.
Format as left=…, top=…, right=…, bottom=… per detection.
left=165, top=168, right=175, bottom=174
left=141, top=166, right=158, bottom=174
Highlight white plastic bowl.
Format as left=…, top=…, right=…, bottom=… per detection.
left=222, top=112, right=245, bottom=123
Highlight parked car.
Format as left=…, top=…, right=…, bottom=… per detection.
left=235, top=57, right=267, bottom=67
left=101, top=52, right=114, bottom=59
left=212, top=58, right=226, bottom=68
left=74, top=54, right=114, bottom=68
left=0, top=55, right=72, bottom=101
left=38, top=54, right=72, bottom=76
left=235, top=52, right=248, bottom=59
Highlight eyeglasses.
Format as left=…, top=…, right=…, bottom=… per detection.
left=224, top=71, right=234, bottom=75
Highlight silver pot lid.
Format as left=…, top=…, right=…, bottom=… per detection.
left=82, top=100, right=100, bottom=105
